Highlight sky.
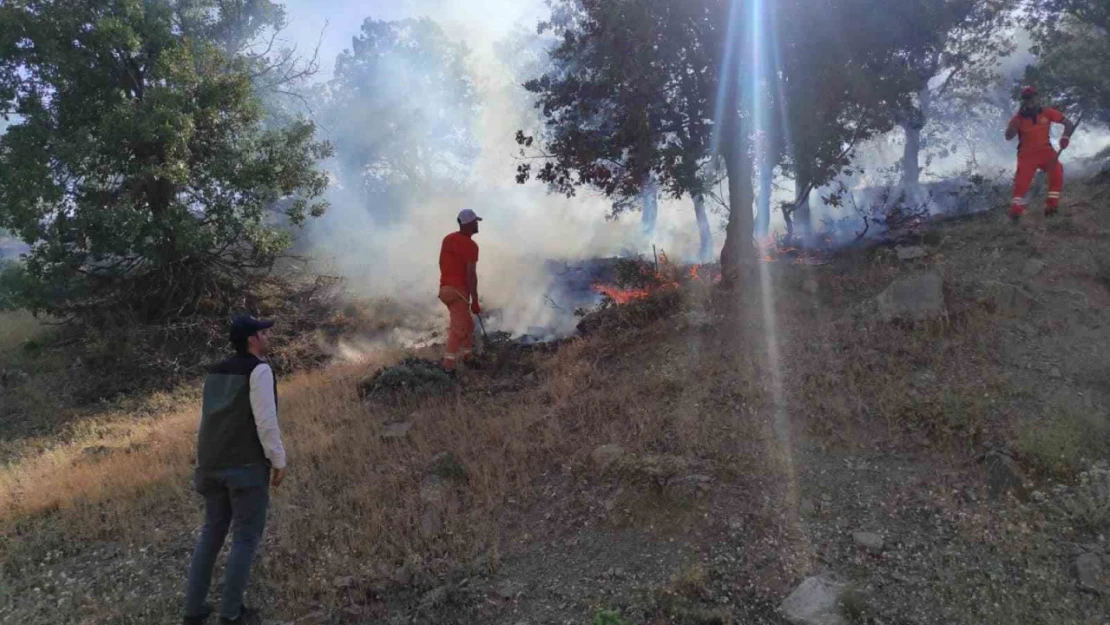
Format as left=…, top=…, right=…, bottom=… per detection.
left=281, top=0, right=547, bottom=78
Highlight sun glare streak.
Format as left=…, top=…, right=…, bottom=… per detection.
left=747, top=0, right=800, bottom=521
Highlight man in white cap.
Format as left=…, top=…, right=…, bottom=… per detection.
left=438, top=209, right=483, bottom=373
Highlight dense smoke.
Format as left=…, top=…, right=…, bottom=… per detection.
left=276, top=1, right=1106, bottom=338
left=281, top=0, right=709, bottom=338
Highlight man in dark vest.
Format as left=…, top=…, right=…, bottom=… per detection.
left=183, top=316, right=287, bottom=625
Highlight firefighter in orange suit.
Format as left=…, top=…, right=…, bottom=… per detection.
left=438, top=209, right=482, bottom=373
left=1005, top=86, right=1076, bottom=220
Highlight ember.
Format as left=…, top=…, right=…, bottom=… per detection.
left=591, top=252, right=722, bottom=304
left=760, top=235, right=830, bottom=266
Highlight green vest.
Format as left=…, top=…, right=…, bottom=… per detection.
left=196, top=354, right=274, bottom=470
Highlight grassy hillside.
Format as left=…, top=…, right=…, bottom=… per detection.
left=2, top=181, right=1109, bottom=624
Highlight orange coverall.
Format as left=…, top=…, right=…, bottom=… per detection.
left=1009, top=107, right=1066, bottom=218
left=438, top=232, right=478, bottom=370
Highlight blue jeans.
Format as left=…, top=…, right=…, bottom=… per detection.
left=184, top=464, right=270, bottom=621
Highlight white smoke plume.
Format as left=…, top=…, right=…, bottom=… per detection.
left=280, top=0, right=711, bottom=339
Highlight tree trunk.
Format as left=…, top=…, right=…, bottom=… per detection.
left=901, top=87, right=931, bottom=204
left=693, top=193, right=712, bottom=262
left=901, top=121, right=922, bottom=201
left=641, top=179, right=658, bottom=239
left=720, top=136, right=755, bottom=287
left=793, top=178, right=812, bottom=241
left=756, top=156, right=773, bottom=239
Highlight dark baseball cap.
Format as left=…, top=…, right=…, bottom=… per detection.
left=230, top=315, right=274, bottom=343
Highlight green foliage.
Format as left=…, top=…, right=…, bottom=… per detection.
left=840, top=588, right=869, bottom=623
left=0, top=0, right=332, bottom=323
left=592, top=609, right=629, bottom=625
left=1025, top=1, right=1110, bottom=127
left=1053, top=464, right=1110, bottom=534
left=358, top=358, right=455, bottom=403
left=0, top=261, right=28, bottom=311
left=1016, top=395, right=1110, bottom=480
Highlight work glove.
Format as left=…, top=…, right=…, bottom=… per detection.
left=1059, top=136, right=1070, bottom=151
left=470, top=300, right=481, bottom=315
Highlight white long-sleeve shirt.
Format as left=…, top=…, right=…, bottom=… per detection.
left=249, top=363, right=286, bottom=469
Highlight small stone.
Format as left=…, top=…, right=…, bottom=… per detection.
left=1075, top=553, right=1104, bottom=591
left=1050, top=367, right=1063, bottom=379
left=420, top=509, right=442, bottom=537
left=781, top=575, right=848, bottom=625
left=381, top=422, right=413, bottom=440
left=496, top=581, right=518, bottom=600
left=1022, top=259, right=1046, bottom=278
left=896, top=246, right=927, bottom=261
left=853, top=531, right=885, bottom=553
left=980, top=450, right=1026, bottom=498
left=876, top=273, right=946, bottom=321
left=910, top=370, right=937, bottom=390
left=333, top=575, right=355, bottom=589
left=420, top=475, right=447, bottom=506
left=590, top=444, right=625, bottom=471
left=799, top=499, right=817, bottom=516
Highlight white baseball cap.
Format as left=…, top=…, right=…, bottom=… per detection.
left=457, top=209, right=483, bottom=225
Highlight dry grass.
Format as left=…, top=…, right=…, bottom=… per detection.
left=0, top=306, right=776, bottom=622
left=5, top=195, right=1110, bottom=622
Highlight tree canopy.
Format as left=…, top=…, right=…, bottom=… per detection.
left=515, top=0, right=933, bottom=280
left=1024, top=0, right=1110, bottom=128
left=0, top=0, right=332, bottom=323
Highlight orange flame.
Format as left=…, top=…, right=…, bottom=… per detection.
left=592, top=284, right=653, bottom=304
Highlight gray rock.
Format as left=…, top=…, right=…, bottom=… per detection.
left=1050, top=367, right=1063, bottom=379
left=393, top=565, right=414, bottom=586
left=980, top=450, right=1026, bottom=498
left=496, top=581, right=518, bottom=600
left=590, top=444, right=625, bottom=471
left=381, top=421, right=413, bottom=440
left=420, top=475, right=447, bottom=506
left=781, top=575, right=848, bottom=625
left=910, top=370, right=937, bottom=390
left=876, top=274, right=946, bottom=321
left=896, top=246, right=928, bottom=261
left=333, top=575, right=355, bottom=589
left=1075, top=553, right=1104, bottom=591
left=1022, top=259, right=1046, bottom=278
left=853, top=531, right=885, bottom=553
left=799, top=498, right=817, bottom=517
